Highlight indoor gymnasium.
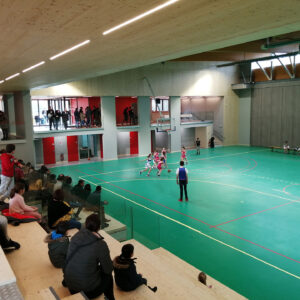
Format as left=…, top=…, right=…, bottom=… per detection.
left=0, top=1, right=300, bottom=300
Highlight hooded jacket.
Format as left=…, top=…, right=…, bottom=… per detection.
left=44, top=233, right=69, bottom=268
left=113, top=255, right=146, bottom=291
left=1, top=153, right=16, bottom=177
left=63, top=228, right=113, bottom=293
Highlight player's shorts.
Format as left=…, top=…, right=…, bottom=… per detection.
left=157, top=165, right=162, bottom=170
left=145, top=163, right=151, bottom=169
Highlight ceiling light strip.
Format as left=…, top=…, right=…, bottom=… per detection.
left=5, top=73, right=20, bottom=81
left=0, top=80, right=4, bottom=84
left=22, top=61, right=45, bottom=73
left=50, top=40, right=90, bottom=60
left=103, top=0, right=179, bottom=35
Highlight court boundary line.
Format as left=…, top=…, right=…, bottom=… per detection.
left=80, top=175, right=300, bottom=280
left=78, top=170, right=300, bottom=266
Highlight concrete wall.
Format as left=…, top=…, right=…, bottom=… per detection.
left=238, top=89, right=251, bottom=145
left=54, top=136, right=68, bottom=162
left=181, top=127, right=195, bottom=149
left=32, top=61, right=239, bottom=145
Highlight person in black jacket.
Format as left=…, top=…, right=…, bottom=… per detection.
left=54, top=110, right=61, bottom=130
left=61, top=110, right=70, bottom=130
left=44, top=221, right=69, bottom=268
left=113, top=243, right=147, bottom=291
left=47, top=107, right=55, bottom=130
left=47, top=189, right=81, bottom=230
left=63, top=214, right=115, bottom=300
left=74, top=108, right=80, bottom=128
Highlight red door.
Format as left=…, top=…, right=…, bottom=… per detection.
left=100, top=134, right=103, bottom=158
left=43, top=137, right=56, bottom=165
left=67, top=136, right=79, bottom=162
left=130, top=131, right=139, bottom=155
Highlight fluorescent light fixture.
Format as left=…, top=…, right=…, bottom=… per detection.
left=5, top=73, right=20, bottom=81
left=0, top=80, right=4, bottom=84
left=22, top=61, right=45, bottom=73
left=103, top=0, right=179, bottom=35
left=50, top=40, right=90, bottom=60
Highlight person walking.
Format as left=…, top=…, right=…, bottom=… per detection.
left=176, top=161, right=188, bottom=202
left=123, top=107, right=128, bottom=125
left=196, top=138, right=201, bottom=155
left=54, top=109, right=61, bottom=130
left=85, top=106, right=92, bottom=127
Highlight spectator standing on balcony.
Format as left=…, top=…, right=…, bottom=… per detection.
left=92, top=106, right=101, bottom=127
left=123, top=107, right=128, bottom=125
left=47, top=106, right=55, bottom=130
left=79, top=107, right=85, bottom=127
left=85, top=106, right=92, bottom=127
left=0, top=111, right=9, bottom=140
left=74, top=108, right=80, bottom=128
left=54, top=109, right=61, bottom=130
left=61, top=109, right=70, bottom=130
left=128, top=106, right=134, bottom=125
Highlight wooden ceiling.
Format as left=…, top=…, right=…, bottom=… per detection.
left=0, top=0, right=300, bottom=93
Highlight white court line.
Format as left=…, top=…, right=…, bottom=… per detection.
left=80, top=176, right=300, bottom=280
left=89, top=177, right=298, bottom=204
left=85, top=149, right=268, bottom=176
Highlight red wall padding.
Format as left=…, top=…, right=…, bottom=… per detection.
left=130, top=131, right=139, bottom=155
left=43, top=137, right=56, bottom=165
left=67, top=136, right=79, bottom=162
left=115, top=97, right=137, bottom=125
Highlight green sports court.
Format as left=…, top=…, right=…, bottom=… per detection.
left=52, top=146, right=300, bottom=299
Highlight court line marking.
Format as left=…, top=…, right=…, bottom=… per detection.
left=77, top=170, right=212, bottom=226
left=211, top=201, right=296, bottom=228
left=80, top=175, right=300, bottom=280
left=85, top=149, right=267, bottom=175
left=78, top=171, right=300, bottom=265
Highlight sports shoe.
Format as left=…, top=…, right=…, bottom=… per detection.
left=104, top=219, right=111, bottom=222
left=185, top=198, right=189, bottom=202
left=178, top=199, right=183, bottom=202
left=3, top=239, right=21, bottom=251
left=140, top=171, right=142, bottom=175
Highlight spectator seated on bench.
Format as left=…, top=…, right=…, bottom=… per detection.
left=283, top=141, right=290, bottom=153
left=113, top=243, right=148, bottom=292
left=44, top=221, right=69, bottom=268
left=9, top=182, right=42, bottom=222
left=0, top=214, right=20, bottom=251
left=48, top=189, right=81, bottom=230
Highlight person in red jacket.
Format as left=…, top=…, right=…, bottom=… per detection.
left=0, top=144, right=18, bottom=201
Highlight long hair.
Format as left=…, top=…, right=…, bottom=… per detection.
left=10, top=182, right=25, bottom=198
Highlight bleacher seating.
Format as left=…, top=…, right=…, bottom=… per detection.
left=4, top=222, right=246, bottom=300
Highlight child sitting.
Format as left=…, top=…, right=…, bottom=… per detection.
left=9, top=182, right=41, bottom=221
left=44, top=221, right=69, bottom=268
left=113, top=243, right=148, bottom=291
left=198, top=272, right=212, bottom=288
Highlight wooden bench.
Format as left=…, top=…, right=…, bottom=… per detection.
left=6, top=222, right=71, bottom=299
left=153, top=247, right=246, bottom=300
left=270, top=146, right=290, bottom=153
left=121, top=239, right=220, bottom=300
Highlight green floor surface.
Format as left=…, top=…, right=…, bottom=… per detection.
left=52, top=146, right=300, bottom=300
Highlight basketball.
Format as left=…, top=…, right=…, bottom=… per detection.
left=168, top=169, right=171, bottom=173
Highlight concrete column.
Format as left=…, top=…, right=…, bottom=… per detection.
left=169, top=96, right=181, bottom=152
left=238, top=89, right=251, bottom=145
left=22, top=91, right=36, bottom=165
left=138, top=96, right=151, bottom=156
left=101, top=96, right=118, bottom=160
left=4, top=94, right=16, bottom=136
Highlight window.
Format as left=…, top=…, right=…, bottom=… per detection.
left=151, top=98, right=169, bottom=112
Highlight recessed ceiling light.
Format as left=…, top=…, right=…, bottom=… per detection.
left=23, top=61, right=45, bottom=73
left=103, top=0, right=179, bottom=35
left=0, top=80, right=4, bottom=84
left=50, top=40, right=90, bottom=60
left=5, top=73, right=20, bottom=81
